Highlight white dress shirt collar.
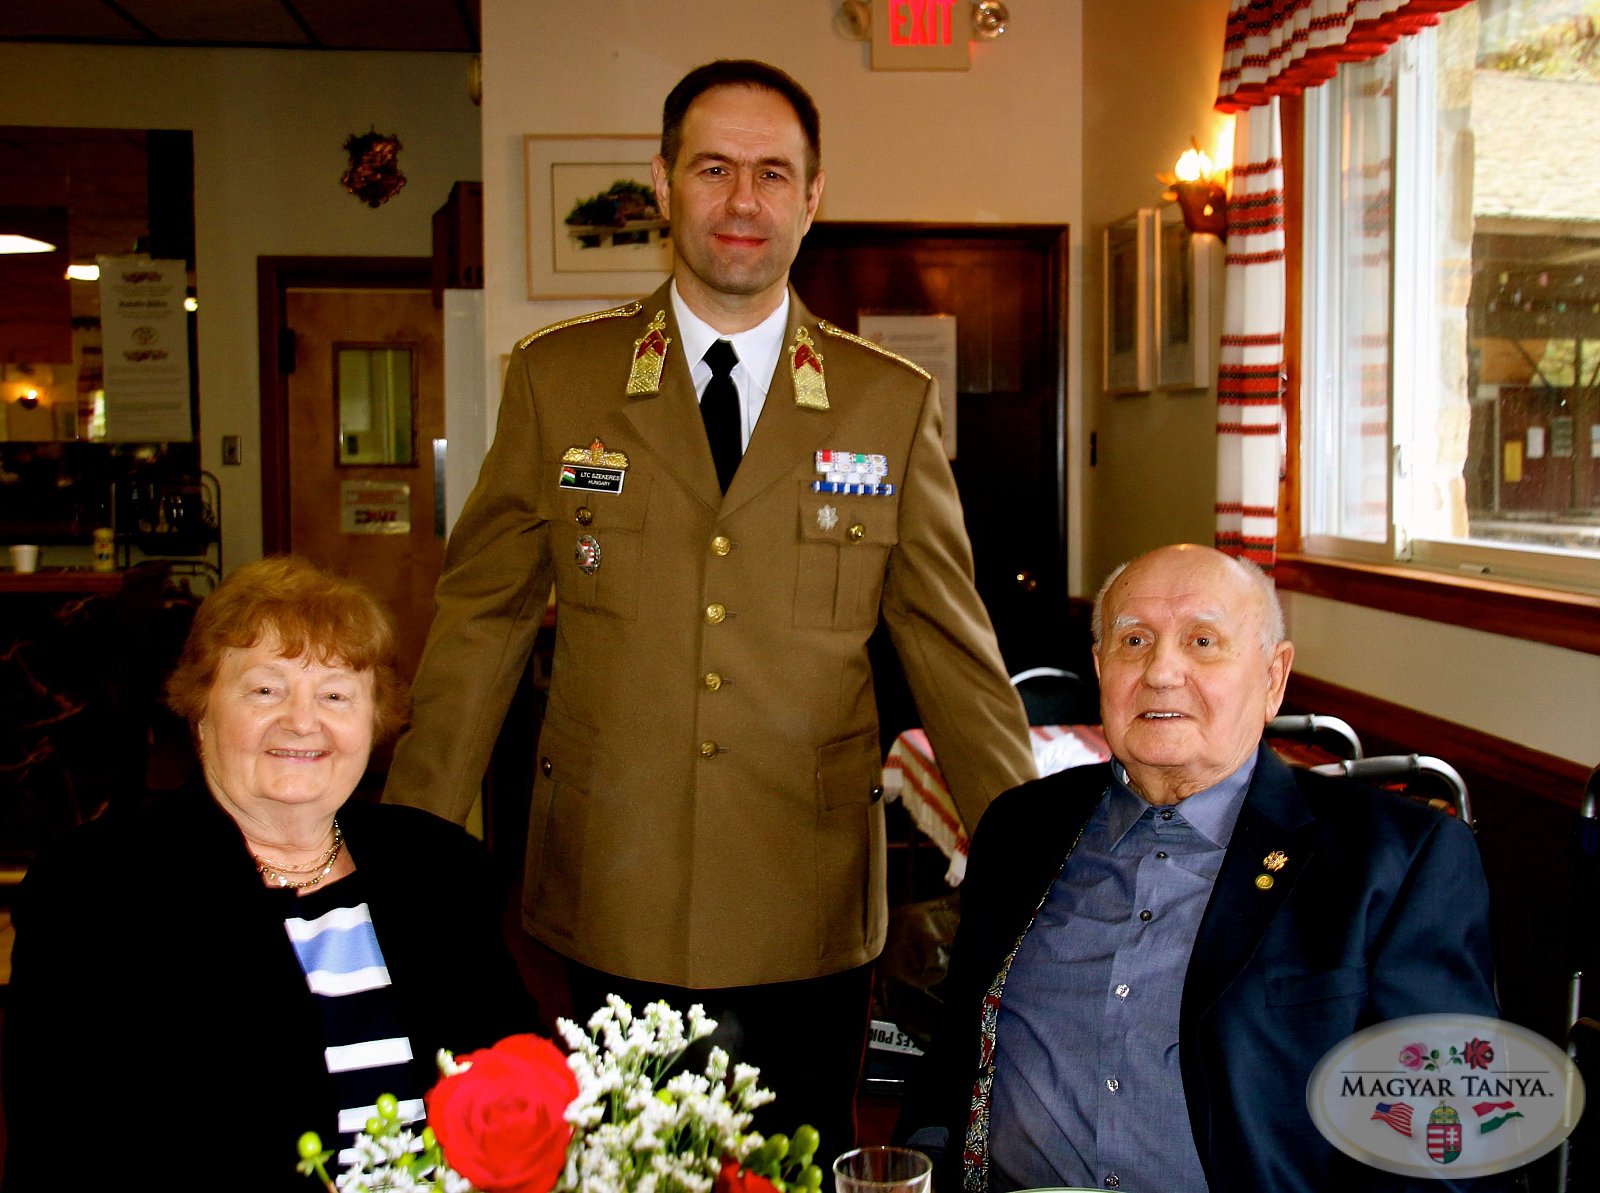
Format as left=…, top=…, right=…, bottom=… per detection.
left=671, top=282, right=790, bottom=448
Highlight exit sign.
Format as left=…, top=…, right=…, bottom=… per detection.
left=872, top=0, right=969, bottom=71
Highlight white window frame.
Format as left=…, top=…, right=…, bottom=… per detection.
left=1299, top=29, right=1600, bottom=594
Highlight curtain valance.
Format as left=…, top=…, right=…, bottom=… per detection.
left=1217, top=0, right=1472, bottom=112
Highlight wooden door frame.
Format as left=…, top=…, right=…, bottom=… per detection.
left=796, top=221, right=1072, bottom=579
left=256, top=256, right=431, bottom=553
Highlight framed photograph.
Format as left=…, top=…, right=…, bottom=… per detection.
left=1154, top=204, right=1213, bottom=390
left=1103, top=209, right=1155, bottom=393
left=524, top=135, right=672, bottom=300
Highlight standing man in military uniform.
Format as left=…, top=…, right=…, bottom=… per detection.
left=385, top=59, right=1035, bottom=1150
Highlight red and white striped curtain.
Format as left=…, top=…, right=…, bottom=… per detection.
left=1213, top=102, right=1285, bottom=571
left=1210, top=0, right=1472, bottom=570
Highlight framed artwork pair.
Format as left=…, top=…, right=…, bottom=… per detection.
left=1103, top=205, right=1213, bottom=394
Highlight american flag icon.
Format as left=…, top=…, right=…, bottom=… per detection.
left=1372, top=1101, right=1414, bottom=1136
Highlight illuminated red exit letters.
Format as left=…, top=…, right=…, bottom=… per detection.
left=888, top=0, right=958, bottom=47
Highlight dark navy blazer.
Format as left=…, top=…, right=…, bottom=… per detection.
left=900, top=744, right=1500, bottom=1193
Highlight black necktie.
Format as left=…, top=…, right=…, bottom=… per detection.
left=701, top=339, right=741, bottom=493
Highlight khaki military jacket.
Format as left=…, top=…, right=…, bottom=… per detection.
left=386, top=283, right=1035, bottom=988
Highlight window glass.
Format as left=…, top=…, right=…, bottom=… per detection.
left=1302, top=0, right=1600, bottom=585
left=336, top=345, right=414, bottom=466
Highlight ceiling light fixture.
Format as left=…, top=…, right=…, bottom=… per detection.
left=0, top=233, right=57, bottom=255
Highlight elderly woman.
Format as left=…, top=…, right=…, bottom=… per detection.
left=3, top=557, right=536, bottom=1190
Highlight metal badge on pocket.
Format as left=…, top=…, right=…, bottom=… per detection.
left=576, top=533, right=602, bottom=574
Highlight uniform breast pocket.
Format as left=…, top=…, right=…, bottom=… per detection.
left=548, top=472, right=651, bottom=620
left=794, top=484, right=901, bottom=630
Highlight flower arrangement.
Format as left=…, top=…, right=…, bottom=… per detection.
left=297, top=997, right=822, bottom=1193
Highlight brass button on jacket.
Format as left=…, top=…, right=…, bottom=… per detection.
left=703, top=672, right=723, bottom=691
left=847, top=522, right=866, bottom=543
left=705, top=602, right=727, bottom=624
left=540, top=757, right=553, bottom=777
left=699, top=740, right=720, bottom=759
left=575, top=506, right=594, bottom=526
left=710, top=534, right=732, bottom=556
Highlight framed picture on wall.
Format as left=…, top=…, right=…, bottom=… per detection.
left=1153, top=204, right=1212, bottom=390
left=524, top=135, right=673, bottom=300
left=1103, top=208, right=1155, bottom=393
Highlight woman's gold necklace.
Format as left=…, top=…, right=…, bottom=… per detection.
left=254, top=820, right=343, bottom=889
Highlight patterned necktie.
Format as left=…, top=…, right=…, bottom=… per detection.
left=700, top=339, right=742, bottom=493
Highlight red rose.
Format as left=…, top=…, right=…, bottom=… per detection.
left=715, top=1158, right=783, bottom=1193
left=1464, top=1037, right=1495, bottom=1069
left=427, top=1034, right=578, bottom=1193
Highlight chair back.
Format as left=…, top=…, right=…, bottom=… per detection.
left=1008, top=666, right=1100, bottom=726
left=1310, top=753, right=1474, bottom=830
left=1266, top=712, right=1364, bottom=761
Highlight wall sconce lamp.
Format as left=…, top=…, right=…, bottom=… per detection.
left=1159, top=141, right=1229, bottom=239
left=16, top=388, right=41, bottom=410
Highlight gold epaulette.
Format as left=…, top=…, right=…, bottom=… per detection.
left=817, top=320, right=931, bottom=380
left=517, top=301, right=643, bottom=349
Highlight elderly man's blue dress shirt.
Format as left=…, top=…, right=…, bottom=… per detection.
left=988, top=757, right=1257, bottom=1193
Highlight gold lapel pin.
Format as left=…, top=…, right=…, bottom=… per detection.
left=791, top=326, right=828, bottom=410
left=1263, top=850, right=1288, bottom=872
left=1254, top=873, right=1275, bottom=890
left=626, top=310, right=671, bottom=395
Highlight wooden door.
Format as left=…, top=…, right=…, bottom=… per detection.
left=281, top=287, right=445, bottom=684
left=791, top=224, right=1071, bottom=673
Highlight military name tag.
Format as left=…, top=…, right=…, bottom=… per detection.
left=560, top=465, right=625, bottom=495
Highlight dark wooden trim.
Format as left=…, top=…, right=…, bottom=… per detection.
left=1284, top=672, right=1591, bottom=808
left=1277, top=553, right=1600, bottom=656
left=255, top=256, right=431, bottom=554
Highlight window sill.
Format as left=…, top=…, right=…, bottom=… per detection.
left=1274, top=553, right=1600, bottom=657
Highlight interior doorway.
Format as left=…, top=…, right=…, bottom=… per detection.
left=790, top=223, right=1073, bottom=735
left=256, top=257, right=444, bottom=689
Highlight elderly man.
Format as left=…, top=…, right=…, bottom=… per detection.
left=386, top=60, right=1033, bottom=1151
left=900, top=544, right=1497, bottom=1193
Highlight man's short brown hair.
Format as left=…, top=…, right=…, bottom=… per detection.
left=660, top=59, right=821, bottom=183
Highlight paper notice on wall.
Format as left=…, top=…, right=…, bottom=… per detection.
left=1591, top=422, right=1600, bottom=459
left=1550, top=415, right=1573, bottom=459
left=1525, top=425, right=1545, bottom=460
left=98, top=256, right=193, bottom=441
left=857, top=313, right=958, bottom=458
left=1503, top=440, right=1523, bottom=483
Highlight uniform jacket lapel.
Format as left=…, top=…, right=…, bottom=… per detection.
left=1181, top=745, right=1320, bottom=1028
left=621, top=282, right=724, bottom=509
left=722, top=291, right=839, bottom=516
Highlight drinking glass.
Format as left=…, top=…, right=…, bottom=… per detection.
left=832, top=1146, right=932, bottom=1193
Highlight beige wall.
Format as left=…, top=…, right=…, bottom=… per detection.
left=0, top=42, right=482, bottom=571
left=1283, top=591, right=1600, bottom=764
left=1080, top=0, right=1235, bottom=591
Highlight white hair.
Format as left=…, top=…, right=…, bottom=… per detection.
left=1090, top=548, right=1285, bottom=654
